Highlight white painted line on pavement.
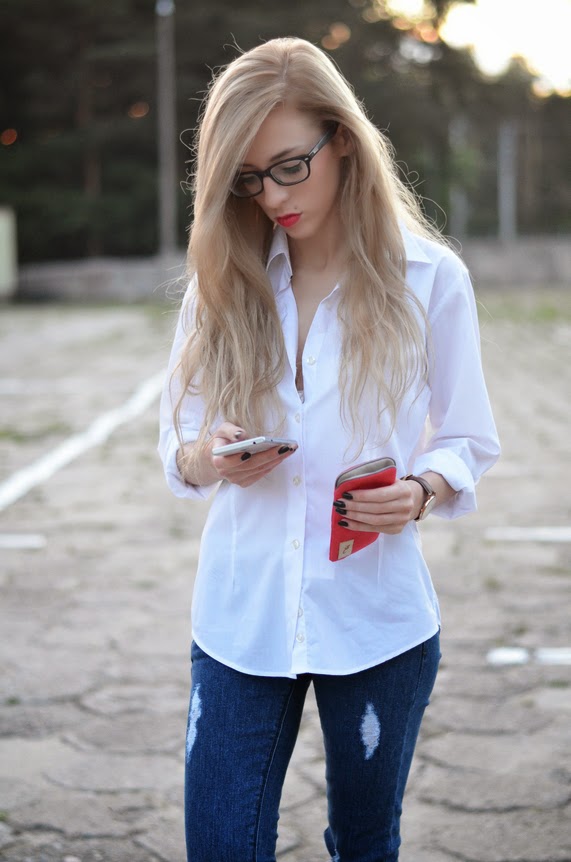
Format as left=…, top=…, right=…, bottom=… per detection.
left=0, top=378, right=113, bottom=395
left=485, top=526, right=571, bottom=543
left=487, top=647, right=530, bottom=665
left=0, top=533, right=47, bottom=550
left=0, top=370, right=165, bottom=513
left=535, top=648, right=571, bottom=666
left=487, top=647, right=571, bottom=666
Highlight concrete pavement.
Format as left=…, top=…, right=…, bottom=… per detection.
left=0, top=291, right=570, bottom=861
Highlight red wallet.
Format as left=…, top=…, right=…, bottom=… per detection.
left=329, top=457, right=397, bottom=562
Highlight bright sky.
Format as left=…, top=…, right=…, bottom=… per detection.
left=386, top=0, right=571, bottom=96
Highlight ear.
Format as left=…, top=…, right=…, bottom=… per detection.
left=334, top=124, right=353, bottom=157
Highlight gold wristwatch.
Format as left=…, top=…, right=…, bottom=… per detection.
left=404, top=474, right=437, bottom=521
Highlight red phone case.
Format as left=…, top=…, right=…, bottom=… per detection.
left=329, top=458, right=397, bottom=562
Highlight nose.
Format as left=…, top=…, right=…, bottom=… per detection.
left=259, top=176, right=289, bottom=209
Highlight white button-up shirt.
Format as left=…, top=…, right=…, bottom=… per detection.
left=158, top=226, right=500, bottom=678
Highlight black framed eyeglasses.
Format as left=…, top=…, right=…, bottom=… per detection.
left=231, top=123, right=339, bottom=199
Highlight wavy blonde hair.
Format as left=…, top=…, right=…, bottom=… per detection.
left=174, top=37, right=442, bottom=464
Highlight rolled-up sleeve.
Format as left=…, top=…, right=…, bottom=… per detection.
left=411, top=260, right=500, bottom=518
left=158, top=281, right=220, bottom=501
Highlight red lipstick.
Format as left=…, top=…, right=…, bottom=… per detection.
left=277, top=213, right=301, bottom=228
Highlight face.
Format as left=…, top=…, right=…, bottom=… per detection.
left=239, top=104, right=348, bottom=242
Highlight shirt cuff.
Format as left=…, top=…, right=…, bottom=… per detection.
left=411, top=449, right=477, bottom=519
left=161, top=437, right=220, bottom=501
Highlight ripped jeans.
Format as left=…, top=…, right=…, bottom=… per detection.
left=184, top=632, right=440, bottom=862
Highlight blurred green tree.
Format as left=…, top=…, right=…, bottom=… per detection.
left=0, top=0, right=156, bottom=260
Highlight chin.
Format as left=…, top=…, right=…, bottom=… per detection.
left=286, top=220, right=315, bottom=239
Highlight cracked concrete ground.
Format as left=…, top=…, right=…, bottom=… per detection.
left=0, top=290, right=570, bottom=862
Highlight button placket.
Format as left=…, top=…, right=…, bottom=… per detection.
left=301, top=311, right=328, bottom=397
left=286, top=433, right=307, bottom=667
left=293, top=600, right=307, bottom=650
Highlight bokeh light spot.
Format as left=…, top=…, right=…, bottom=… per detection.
left=1, top=129, right=18, bottom=146
left=322, top=22, right=351, bottom=50
left=128, top=101, right=150, bottom=119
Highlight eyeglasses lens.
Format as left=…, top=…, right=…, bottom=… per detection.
left=232, top=175, right=262, bottom=198
left=232, top=158, right=310, bottom=198
left=270, top=159, right=308, bottom=184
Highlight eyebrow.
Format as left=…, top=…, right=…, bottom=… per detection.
left=241, top=144, right=306, bottom=170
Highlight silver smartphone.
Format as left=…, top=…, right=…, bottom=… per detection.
left=212, top=436, right=297, bottom=457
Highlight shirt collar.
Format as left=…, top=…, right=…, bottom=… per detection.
left=265, top=222, right=431, bottom=292
left=266, top=227, right=291, bottom=272
left=265, top=227, right=293, bottom=298
left=400, top=222, right=432, bottom=264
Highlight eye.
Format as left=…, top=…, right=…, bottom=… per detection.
left=273, top=159, right=305, bottom=180
left=233, top=173, right=260, bottom=194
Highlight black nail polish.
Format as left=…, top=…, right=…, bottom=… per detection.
left=333, top=502, right=346, bottom=512
left=278, top=446, right=290, bottom=455
left=241, top=452, right=252, bottom=461
left=341, top=492, right=353, bottom=501
left=338, top=519, right=349, bottom=527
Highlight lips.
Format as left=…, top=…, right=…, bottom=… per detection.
left=277, top=213, right=301, bottom=228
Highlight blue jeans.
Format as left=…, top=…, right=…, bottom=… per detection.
left=185, top=632, right=440, bottom=862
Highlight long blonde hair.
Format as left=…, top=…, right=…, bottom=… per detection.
left=174, top=37, right=442, bottom=463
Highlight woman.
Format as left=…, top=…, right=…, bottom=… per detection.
left=159, top=37, right=499, bottom=862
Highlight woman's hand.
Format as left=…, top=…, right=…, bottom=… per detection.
left=211, top=423, right=297, bottom=488
left=333, top=478, right=425, bottom=535
left=178, top=422, right=297, bottom=489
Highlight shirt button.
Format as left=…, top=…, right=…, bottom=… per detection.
left=293, top=475, right=301, bottom=486
left=294, top=412, right=301, bottom=423
left=292, top=539, right=300, bottom=550
left=307, top=355, right=316, bottom=365
left=296, top=633, right=305, bottom=643
left=298, top=606, right=304, bottom=618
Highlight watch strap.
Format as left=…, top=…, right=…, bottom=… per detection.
left=404, top=474, right=436, bottom=521
left=404, top=474, right=433, bottom=498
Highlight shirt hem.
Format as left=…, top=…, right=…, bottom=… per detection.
left=192, top=632, right=298, bottom=679
left=192, top=621, right=441, bottom=679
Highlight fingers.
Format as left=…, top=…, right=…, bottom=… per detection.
left=334, top=514, right=409, bottom=535
left=226, top=449, right=297, bottom=487
left=334, top=499, right=412, bottom=524
left=213, top=444, right=297, bottom=487
left=214, top=444, right=296, bottom=473
left=206, top=419, right=299, bottom=488
left=338, top=480, right=410, bottom=506
left=335, top=480, right=413, bottom=512
left=209, top=422, right=246, bottom=451
left=333, top=479, right=416, bottom=534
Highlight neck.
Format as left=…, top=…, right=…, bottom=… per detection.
left=289, top=218, right=347, bottom=274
